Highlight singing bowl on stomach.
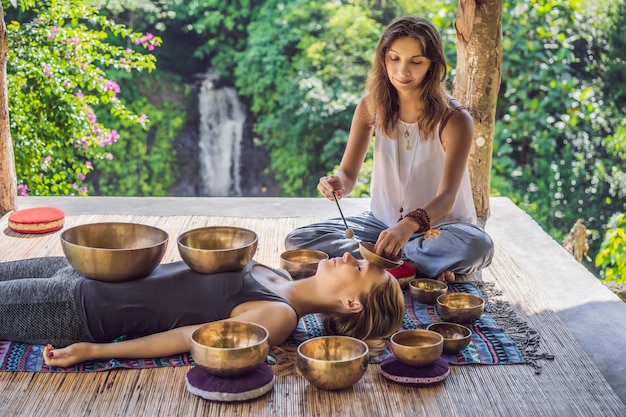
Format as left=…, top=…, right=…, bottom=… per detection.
left=297, top=336, right=369, bottom=391
left=61, top=222, right=168, bottom=282
left=390, top=329, right=444, bottom=367
left=177, top=226, right=258, bottom=274
left=436, top=293, right=485, bottom=324
left=279, top=249, right=329, bottom=280
left=190, top=321, right=270, bottom=377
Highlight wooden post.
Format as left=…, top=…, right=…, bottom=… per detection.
left=453, top=0, right=502, bottom=223
left=0, top=4, right=17, bottom=217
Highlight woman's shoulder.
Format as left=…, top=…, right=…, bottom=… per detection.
left=439, top=97, right=472, bottom=137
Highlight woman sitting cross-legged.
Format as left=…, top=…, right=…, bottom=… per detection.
left=0, top=254, right=405, bottom=368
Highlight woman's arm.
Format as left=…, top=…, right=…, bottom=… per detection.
left=43, top=324, right=201, bottom=368
left=319, top=97, right=374, bottom=199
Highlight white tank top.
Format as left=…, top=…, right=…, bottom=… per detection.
left=370, top=120, right=477, bottom=227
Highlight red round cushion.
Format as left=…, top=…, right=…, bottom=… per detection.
left=8, top=207, right=65, bottom=234
left=185, top=364, right=274, bottom=402
left=387, top=261, right=417, bottom=288
left=380, top=354, right=450, bottom=387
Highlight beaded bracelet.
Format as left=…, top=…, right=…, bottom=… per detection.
left=406, top=208, right=441, bottom=240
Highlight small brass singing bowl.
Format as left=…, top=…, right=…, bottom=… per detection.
left=297, top=336, right=369, bottom=391
left=390, top=329, right=444, bottom=367
left=409, top=278, right=448, bottom=304
left=177, top=226, right=258, bottom=274
left=436, top=293, right=485, bottom=324
left=61, top=222, right=168, bottom=282
left=427, top=322, right=472, bottom=354
left=358, top=241, right=402, bottom=270
left=190, top=321, right=270, bottom=377
left=280, top=249, right=329, bottom=280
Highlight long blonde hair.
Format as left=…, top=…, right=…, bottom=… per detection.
left=321, top=272, right=405, bottom=355
left=366, top=15, right=451, bottom=139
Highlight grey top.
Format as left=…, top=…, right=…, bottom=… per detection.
left=74, top=260, right=295, bottom=342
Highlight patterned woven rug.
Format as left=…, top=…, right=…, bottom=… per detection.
left=0, top=282, right=532, bottom=372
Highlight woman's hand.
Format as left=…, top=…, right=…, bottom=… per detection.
left=318, top=175, right=345, bottom=200
left=43, top=343, right=93, bottom=368
left=374, top=220, right=416, bottom=258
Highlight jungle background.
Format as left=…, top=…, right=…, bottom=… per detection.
left=3, top=0, right=625, bottom=284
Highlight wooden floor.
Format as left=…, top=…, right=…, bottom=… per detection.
left=1, top=214, right=626, bottom=417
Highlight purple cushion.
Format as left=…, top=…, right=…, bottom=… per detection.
left=185, top=364, right=274, bottom=402
left=379, top=354, right=450, bottom=387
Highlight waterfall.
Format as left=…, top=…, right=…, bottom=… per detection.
left=197, top=76, right=246, bottom=196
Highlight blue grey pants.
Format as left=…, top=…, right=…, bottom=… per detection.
left=284, top=211, right=494, bottom=278
left=0, top=257, right=92, bottom=346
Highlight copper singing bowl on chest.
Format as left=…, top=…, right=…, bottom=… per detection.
left=61, top=222, right=168, bottom=282
left=177, top=226, right=258, bottom=274
left=191, top=321, right=270, bottom=377
left=297, top=336, right=369, bottom=390
left=280, top=249, right=329, bottom=280
left=436, top=293, right=485, bottom=324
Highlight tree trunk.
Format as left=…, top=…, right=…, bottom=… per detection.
left=453, top=0, right=502, bottom=223
left=0, top=5, right=17, bottom=217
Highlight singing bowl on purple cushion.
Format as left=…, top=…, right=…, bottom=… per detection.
left=389, top=329, right=444, bottom=367
left=178, top=226, right=258, bottom=274
left=190, top=321, right=270, bottom=377
left=61, top=222, right=168, bottom=282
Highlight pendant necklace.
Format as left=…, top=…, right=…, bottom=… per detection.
left=397, top=123, right=419, bottom=222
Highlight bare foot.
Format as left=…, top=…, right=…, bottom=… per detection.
left=435, top=270, right=455, bottom=283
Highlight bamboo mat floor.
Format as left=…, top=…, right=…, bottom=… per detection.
left=1, top=214, right=625, bottom=417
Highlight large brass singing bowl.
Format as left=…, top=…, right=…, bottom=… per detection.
left=358, top=241, right=402, bottom=269
left=297, top=336, right=369, bottom=391
left=177, top=226, right=258, bottom=274
left=61, top=222, right=168, bottom=282
left=390, top=329, right=444, bottom=367
left=190, top=321, right=270, bottom=377
left=427, top=322, right=472, bottom=354
left=409, top=278, right=448, bottom=304
left=436, top=293, right=485, bottom=324
left=280, top=249, right=329, bottom=280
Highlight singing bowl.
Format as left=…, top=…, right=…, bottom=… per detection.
left=279, top=249, right=329, bottom=280
left=297, top=336, right=369, bottom=391
left=358, top=241, right=402, bottom=270
left=60, top=222, right=168, bottom=282
left=409, top=278, right=448, bottom=304
left=436, top=293, right=485, bottom=324
left=190, top=321, right=270, bottom=377
left=427, top=322, right=472, bottom=354
left=389, top=329, right=444, bottom=367
left=177, top=226, right=258, bottom=274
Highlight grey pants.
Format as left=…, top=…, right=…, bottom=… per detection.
left=0, top=257, right=92, bottom=346
left=284, top=211, right=494, bottom=278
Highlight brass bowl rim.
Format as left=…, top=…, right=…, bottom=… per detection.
left=390, top=329, right=444, bottom=348
left=61, top=222, right=169, bottom=250
left=426, top=322, right=473, bottom=339
left=297, top=336, right=369, bottom=363
left=280, top=249, right=329, bottom=262
left=409, top=278, right=448, bottom=291
left=436, top=293, right=485, bottom=309
left=358, top=241, right=402, bottom=269
left=177, top=226, right=258, bottom=252
left=190, top=321, right=269, bottom=350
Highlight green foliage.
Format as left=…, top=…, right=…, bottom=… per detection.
left=492, top=0, right=625, bottom=266
left=6, top=0, right=161, bottom=195
left=596, top=213, right=626, bottom=283
left=86, top=71, right=190, bottom=196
